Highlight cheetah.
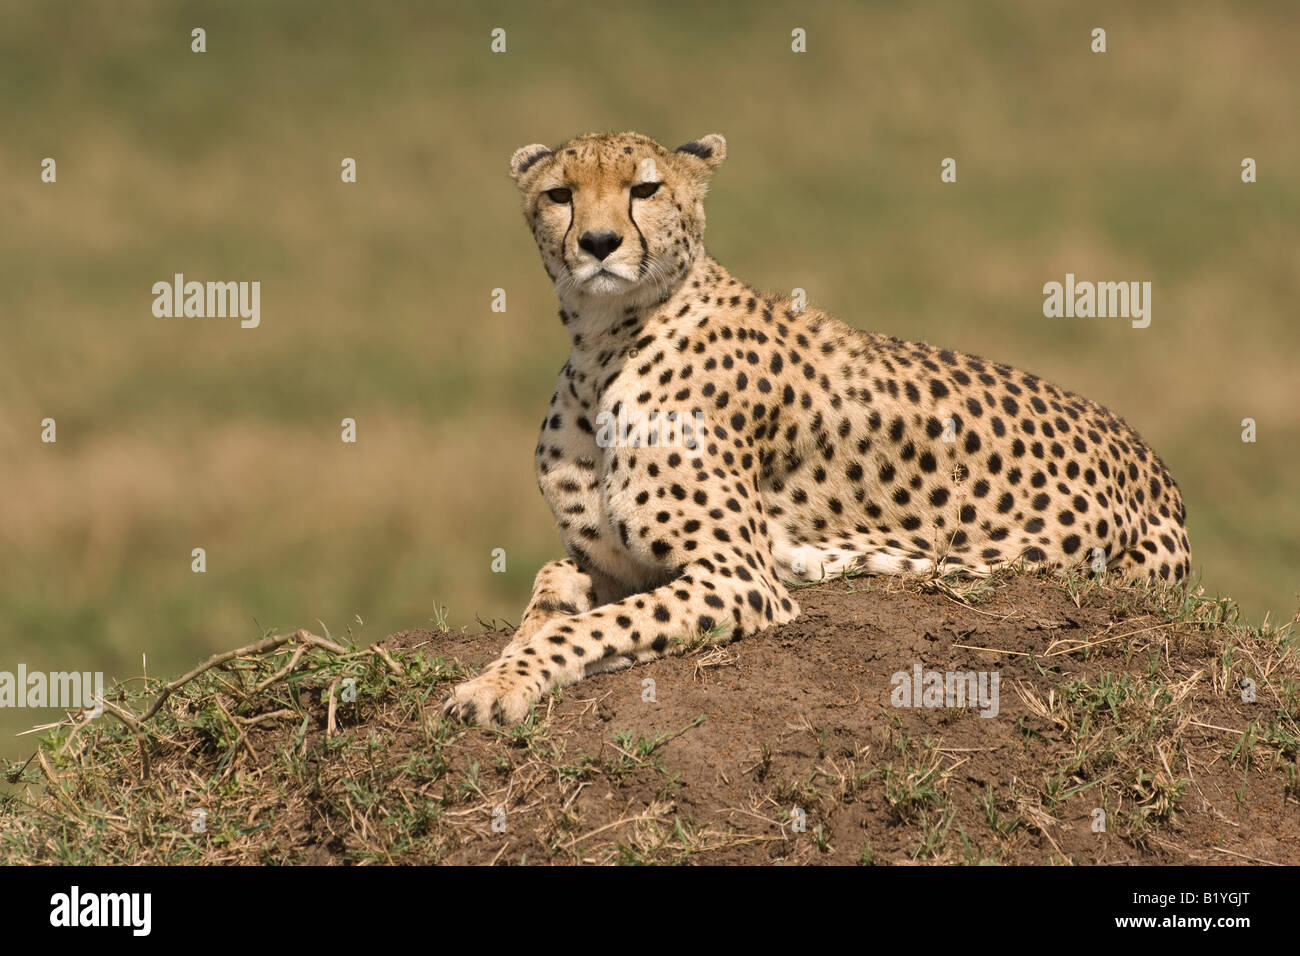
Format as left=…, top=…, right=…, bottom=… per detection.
left=442, top=130, right=1192, bottom=724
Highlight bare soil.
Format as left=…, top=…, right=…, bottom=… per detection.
left=378, top=573, right=1296, bottom=865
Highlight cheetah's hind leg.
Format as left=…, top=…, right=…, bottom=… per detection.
left=774, top=540, right=992, bottom=583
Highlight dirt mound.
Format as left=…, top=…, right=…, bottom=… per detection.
left=4, top=571, right=1297, bottom=865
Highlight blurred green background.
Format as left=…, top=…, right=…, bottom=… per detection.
left=2, top=0, right=1297, bottom=758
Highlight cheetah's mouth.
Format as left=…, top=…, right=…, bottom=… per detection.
left=575, top=265, right=635, bottom=294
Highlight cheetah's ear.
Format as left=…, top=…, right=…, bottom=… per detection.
left=674, top=134, right=727, bottom=173
left=509, top=144, right=553, bottom=182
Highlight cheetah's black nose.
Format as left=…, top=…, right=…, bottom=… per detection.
left=578, top=230, right=623, bottom=261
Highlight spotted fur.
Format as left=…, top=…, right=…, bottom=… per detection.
left=442, top=131, right=1192, bottom=724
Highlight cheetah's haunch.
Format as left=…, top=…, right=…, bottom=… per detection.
left=442, top=131, right=1191, bottom=725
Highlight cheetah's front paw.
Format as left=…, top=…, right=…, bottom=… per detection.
left=441, top=664, right=539, bottom=726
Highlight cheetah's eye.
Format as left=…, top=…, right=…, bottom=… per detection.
left=544, top=187, right=572, bottom=204
left=630, top=182, right=661, bottom=199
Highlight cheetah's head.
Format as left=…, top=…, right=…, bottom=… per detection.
left=509, top=131, right=726, bottom=307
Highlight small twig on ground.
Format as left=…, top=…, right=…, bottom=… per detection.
left=139, top=629, right=345, bottom=724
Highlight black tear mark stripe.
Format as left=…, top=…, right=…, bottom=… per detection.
left=561, top=202, right=575, bottom=270
left=628, top=190, right=650, bottom=277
